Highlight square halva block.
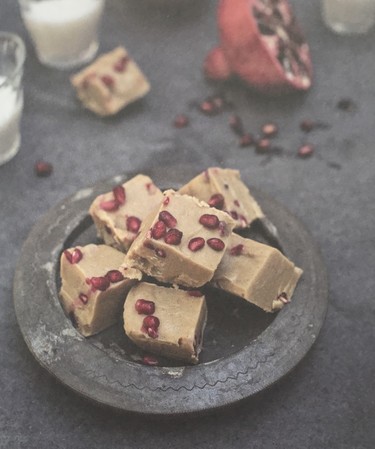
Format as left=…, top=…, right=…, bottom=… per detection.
left=89, top=174, right=163, bottom=252
left=212, top=233, right=303, bottom=312
left=124, top=190, right=235, bottom=287
left=70, top=46, right=150, bottom=116
left=178, top=167, right=264, bottom=229
left=59, top=244, right=142, bottom=337
left=124, top=282, right=207, bottom=364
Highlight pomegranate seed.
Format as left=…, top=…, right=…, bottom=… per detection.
left=112, top=185, right=126, bottom=205
left=300, top=119, right=315, bottom=133
left=101, top=75, right=115, bottom=88
left=155, top=248, right=166, bottom=258
left=105, top=270, right=124, bottom=283
left=151, top=220, right=167, bottom=239
left=63, top=250, right=73, bottom=263
left=199, top=100, right=216, bottom=115
left=211, top=95, right=225, bottom=111
left=188, top=237, right=205, bottom=252
left=234, top=199, right=240, bottom=207
left=79, top=293, right=89, bottom=304
left=34, top=160, right=53, bottom=177
left=159, top=210, right=177, bottom=228
left=164, top=228, right=183, bottom=245
left=208, top=193, right=225, bottom=210
left=147, top=328, right=158, bottom=339
left=218, top=221, right=228, bottom=237
left=113, top=56, right=129, bottom=73
left=199, top=214, right=219, bottom=229
left=298, top=144, right=314, bottom=158
left=262, top=123, right=278, bottom=138
left=135, top=299, right=155, bottom=315
left=72, top=248, right=83, bottom=264
left=256, top=138, right=271, bottom=153
left=126, top=216, right=141, bottom=233
left=90, top=276, right=110, bottom=291
left=142, top=355, right=159, bottom=366
left=230, top=210, right=239, bottom=220
left=173, top=114, right=189, bottom=128
left=163, top=196, right=170, bottom=206
left=143, top=241, right=155, bottom=250
left=230, top=244, right=244, bottom=256
left=278, top=292, right=290, bottom=304
left=143, top=315, right=160, bottom=330
left=207, top=238, right=225, bottom=251
left=239, top=133, right=255, bottom=147
left=100, top=199, right=119, bottom=212
left=337, top=98, right=355, bottom=111
left=187, top=290, right=203, bottom=297
left=229, top=114, right=244, bottom=135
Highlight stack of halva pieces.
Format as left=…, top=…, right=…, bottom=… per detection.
left=59, top=168, right=302, bottom=364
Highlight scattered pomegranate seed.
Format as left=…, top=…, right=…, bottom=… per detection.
left=229, top=114, right=244, bottom=136
left=230, top=210, right=239, bottom=220
left=155, top=248, right=166, bottom=258
left=230, top=244, right=244, bottom=256
left=337, top=98, right=355, bottom=111
left=112, top=185, right=126, bottom=205
left=239, top=133, right=255, bottom=147
left=126, top=216, right=141, bottom=233
left=163, top=196, right=170, bottom=206
left=207, top=238, right=225, bottom=251
left=211, top=95, right=225, bottom=111
left=262, top=123, right=278, bottom=138
left=147, top=328, right=159, bottom=339
left=164, top=228, right=183, bottom=245
left=89, top=276, right=110, bottom=291
left=173, top=114, right=189, bottom=128
left=188, top=237, right=205, bottom=252
left=218, top=221, right=228, bottom=237
left=34, top=160, right=53, bottom=177
left=278, top=292, right=290, bottom=304
left=135, top=299, right=155, bottom=315
left=199, top=214, right=219, bottom=229
left=300, top=119, right=315, bottom=133
left=78, top=293, right=89, bottom=304
left=199, top=100, right=216, bottom=116
left=256, top=138, right=271, bottom=154
left=159, top=210, right=177, bottom=228
left=101, top=75, right=115, bottom=88
left=142, top=355, right=159, bottom=366
left=113, top=56, right=129, bottom=73
left=105, top=270, right=124, bottom=283
left=298, top=144, right=314, bottom=158
left=151, top=220, right=167, bottom=239
left=99, top=199, right=120, bottom=212
left=208, top=193, right=225, bottom=210
left=187, top=290, right=203, bottom=297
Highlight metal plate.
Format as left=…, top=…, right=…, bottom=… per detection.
left=13, top=166, right=328, bottom=416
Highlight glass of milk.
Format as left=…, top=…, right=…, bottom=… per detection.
left=0, top=33, right=26, bottom=166
left=18, top=0, right=105, bottom=69
left=321, top=0, right=375, bottom=34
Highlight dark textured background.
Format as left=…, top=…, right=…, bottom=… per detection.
left=1, top=0, right=374, bottom=448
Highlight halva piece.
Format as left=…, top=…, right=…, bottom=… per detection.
left=124, top=190, right=235, bottom=287
left=89, top=174, right=163, bottom=252
left=178, top=167, right=264, bottom=229
left=212, top=234, right=303, bottom=312
left=124, top=282, right=207, bottom=364
left=70, top=46, right=150, bottom=116
left=59, top=244, right=142, bottom=336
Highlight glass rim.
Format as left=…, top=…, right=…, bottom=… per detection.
left=0, top=32, right=26, bottom=88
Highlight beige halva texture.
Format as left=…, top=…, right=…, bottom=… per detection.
left=71, top=46, right=150, bottom=116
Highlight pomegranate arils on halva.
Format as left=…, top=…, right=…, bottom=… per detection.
left=151, top=220, right=167, bottom=239
left=208, top=193, right=225, bottom=210
left=99, top=199, right=119, bottom=212
left=126, top=216, right=141, bottom=233
left=207, top=238, right=225, bottom=251
left=79, top=293, right=89, bottom=304
left=89, top=276, right=110, bottom=291
left=159, top=210, right=177, bottom=228
left=230, top=244, right=244, bottom=256
left=199, top=214, right=220, bottom=229
left=113, top=185, right=126, bottom=205
left=142, top=315, right=160, bottom=339
left=188, top=237, right=206, bottom=252
left=105, top=270, right=124, bottom=283
left=164, top=228, right=183, bottom=245
left=64, top=248, right=83, bottom=264
left=135, top=299, right=155, bottom=315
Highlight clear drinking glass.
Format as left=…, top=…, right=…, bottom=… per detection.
left=18, top=0, right=105, bottom=69
left=321, top=0, right=375, bottom=35
left=0, top=32, right=25, bottom=166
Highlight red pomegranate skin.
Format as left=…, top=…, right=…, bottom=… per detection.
left=218, top=0, right=313, bottom=94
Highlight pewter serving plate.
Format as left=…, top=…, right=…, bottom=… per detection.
left=13, top=167, right=328, bottom=415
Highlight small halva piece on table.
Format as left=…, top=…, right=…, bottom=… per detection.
left=178, top=167, right=264, bottom=229
left=124, top=190, right=235, bottom=287
left=59, top=244, right=142, bottom=337
left=124, top=282, right=207, bottom=364
left=89, top=174, right=163, bottom=253
left=70, top=46, right=150, bottom=116
left=212, top=233, right=303, bottom=312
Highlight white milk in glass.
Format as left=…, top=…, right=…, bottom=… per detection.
left=321, top=0, right=375, bottom=34
left=0, top=77, right=23, bottom=165
left=22, top=0, right=105, bottom=68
